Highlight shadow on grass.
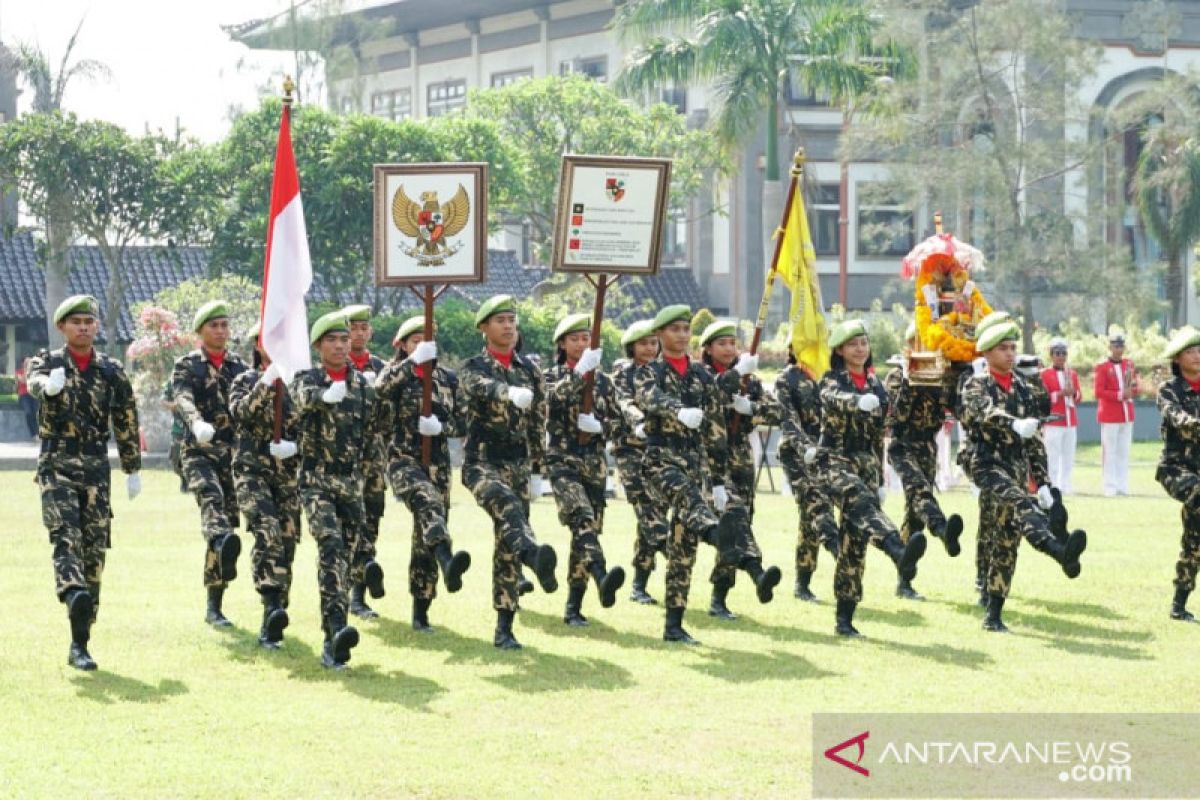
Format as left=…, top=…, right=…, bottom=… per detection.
left=687, top=646, right=838, bottom=683
left=1020, top=597, right=1127, bottom=621
left=71, top=672, right=188, bottom=704
left=684, top=608, right=844, bottom=647
left=862, top=636, right=994, bottom=670
left=518, top=609, right=670, bottom=651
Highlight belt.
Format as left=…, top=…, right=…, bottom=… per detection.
left=41, top=439, right=107, bottom=457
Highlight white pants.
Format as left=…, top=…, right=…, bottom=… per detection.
left=1043, top=425, right=1077, bottom=495
left=1100, top=421, right=1133, bottom=495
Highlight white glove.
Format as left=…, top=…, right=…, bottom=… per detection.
left=803, top=446, right=817, bottom=465
left=528, top=474, right=543, bottom=501
left=43, top=367, right=66, bottom=396
left=732, top=394, right=754, bottom=416
left=269, top=439, right=298, bottom=459
left=418, top=415, right=443, bottom=437
left=410, top=340, right=437, bottom=365
left=361, top=370, right=376, bottom=387
left=507, top=386, right=534, bottom=410
left=126, top=473, right=141, bottom=500
left=625, top=405, right=645, bottom=423
left=972, top=357, right=988, bottom=378
left=574, top=347, right=603, bottom=376
left=877, top=486, right=888, bottom=505
left=857, top=393, right=880, bottom=413
left=1011, top=417, right=1038, bottom=439
left=258, top=362, right=282, bottom=386
left=712, top=485, right=729, bottom=512
left=322, top=380, right=347, bottom=405
left=676, top=407, right=704, bottom=430
left=961, top=280, right=976, bottom=298
left=1036, top=485, right=1054, bottom=510
left=577, top=412, right=603, bottom=434
left=634, top=422, right=646, bottom=440
left=734, top=353, right=759, bottom=376
left=192, top=419, right=215, bottom=443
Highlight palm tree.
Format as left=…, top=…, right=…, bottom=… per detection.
left=1135, top=125, right=1200, bottom=329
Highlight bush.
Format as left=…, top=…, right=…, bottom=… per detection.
left=0, top=375, right=15, bottom=395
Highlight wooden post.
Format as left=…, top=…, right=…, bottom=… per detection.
left=272, top=76, right=296, bottom=444
left=577, top=274, right=609, bottom=445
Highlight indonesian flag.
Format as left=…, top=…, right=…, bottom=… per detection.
left=258, top=103, right=312, bottom=382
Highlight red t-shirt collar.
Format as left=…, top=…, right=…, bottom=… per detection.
left=349, top=350, right=370, bottom=370
left=849, top=370, right=867, bottom=390
left=325, top=366, right=348, bottom=382
left=991, top=368, right=1013, bottom=392
left=1187, top=376, right=1200, bottom=393
left=665, top=354, right=689, bottom=377
left=69, top=349, right=93, bottom=372
left=488, top=347, right=514, bottom=369
left=205, top=348, right=225, bottom=370
left=712, top=361, right=728, bottom=374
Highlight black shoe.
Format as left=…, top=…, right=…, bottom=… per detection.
left=835, top=598, right=862, bottom=637
left=794, top=570, right=819, bottom=602
left=983, top=594, right=1008, bottom=632
left=67, top=589, right=93, bottom=645
left=595, top=564, right=626, bottom=609
left=259, top=591, right=289, bottom=648
left=205, top=586, right=233, bottom=627
left=493, top=609, right=522, bottom=649
left=563, top=585, right=589, bottom=627
left=1171, top=587, right=1195, bottom=622
left=1048, top=488, right=1069, bottom=539
left=329, top=625, right=359, bottom=666
left=715, top=507, right=747, bottom=566
left=68, top=641, right=97, bottom=671
left=364, top=560, right=386, bottom=600
left=629, top=567, right=657, bottom=604
left=943, top=514, right=963, bottom=557
left=663, top=606, right=699, bottom=645
left=1061, top=530, right=1086, bottom=578
left=434, top=542, right=471, bottom=593
left=349, top=584, right=378, bottom=620
left=217, top=533, right=241, bottom=582
left=895, top=577, right=924, bottom=600
left=708, top=584, right=737, bottom=620
left=412, top=598, right=434, bottom=632
left=898, top=531, right=927, bottom=581
left=517, top=578, right=535, bottom=596
left=526, top=544, right=558, bottom=594
left=755, top=566, right=782, bottom=604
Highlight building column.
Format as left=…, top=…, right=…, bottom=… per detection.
left=404, top=31, right=420, bottom=118
left=4, top=324, right=15, bottom=374
left=466, top=18, right=481, bottom=89
left=535, top=5, right=551, bottom=77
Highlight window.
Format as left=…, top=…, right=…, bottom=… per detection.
left=810, top=184, right=840, bottom=257
left=427, top=79, right=467, bottom=117
left=370, top=89, right=411, bottom=121
left=857, top=192, right=914, bottom=257
left=491, top=68, right=533, bottom=88
left=660, top=87, right=687, bottom=115
left=660, top=215, right=687, bottom=264
left=786, top=67, right=831, bottom=107
left=559, top=56, right=607, bottom=83
left=338, top=95, right=357, bottom=114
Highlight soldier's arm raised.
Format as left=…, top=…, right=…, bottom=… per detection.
left=110, top=362, right=142, bottom=473
left=749, top=376, right=784, bottom=428
left=25, top=351, right=54, bottom=400
left=962, top=378, right=1018, bottom=431
left=634, top=363, right=683, bottom=418
left=229, top=371, right=272, bottom=423
left=460, top=359, right=510, bottom=404
left=819, top=372, right=859, bottom=412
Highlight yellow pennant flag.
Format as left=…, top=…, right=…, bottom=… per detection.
left=777, top=187, right=830, bottom=377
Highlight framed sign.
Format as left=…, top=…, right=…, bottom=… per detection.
left=550, top=154, right=672, bottom=275
left=374, top=162, right=488, bottom=286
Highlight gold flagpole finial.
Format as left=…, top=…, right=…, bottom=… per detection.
left=282, top=76, right=296, bottom=106
left=933, top=210, right=944, bottom=235
left=790, top=147, right=806, bottom=178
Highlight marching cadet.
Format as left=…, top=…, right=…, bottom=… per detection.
left=460, top=295, right=559, bottom=650
left=818, top=319, right=927, bottom=637
left=372, top=316, right=472, bottom=632
left=341, top=304, right=390, bottom=619
left=545, top=313, right=626, bottom=627
left=610, top=319, right=669, bottom=604
left=960, top=319, right=1087, bottom=632
left=775, top=350, right=840, bottom=602
left=698, top=319, right=783, bottom=619
left=291, top=311, right=382, bottom=669
left=171, top=301, right=247, bottom=627
left=1154, top=325, right=1200, bottom=622
left=29, top=295, right=141, bottom=671
left=229, top=322, right=300, bottom=650
left=634, top=305, right=747, bottom=645
left=884, top=323, right=964, bottom=601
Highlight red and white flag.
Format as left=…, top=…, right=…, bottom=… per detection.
left=258, top=103, right=312, bottom=382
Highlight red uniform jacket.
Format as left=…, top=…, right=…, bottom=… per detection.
left=1040, top=366, right=1081, bottom=427
left=1093, top=358, right=1136, bottom=424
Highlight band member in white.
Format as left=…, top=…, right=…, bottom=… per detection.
left=1041, top=337, right=1081, bottom=495
left=1094, top=332, right=1137, bottom=496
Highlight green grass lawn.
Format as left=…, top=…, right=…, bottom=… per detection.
left=0, top=442, right=1195, bottom=798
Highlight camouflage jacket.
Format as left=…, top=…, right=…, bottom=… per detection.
left=289, top=367, right=382, bottom=475
left=819, top=368, right=888, bottom=481
left=774, top=365, right=822, bottom=455
left=705, top=364, right=783, bottom=446
left=1157, top=376, right=1200, bottom=471
left=545, top=362, right=621, bottom=454
left=372, top=358, right=460, bottom=465
left=28, top=347, right=141, bottom=473
left=171, top=349, right=248, bottom=448
left=229, top=370, right=300, bottom=472
left=884, top=369, right=945, bottom=444
left=634, top=355, right=728, bottom=477
left=959, top=370, right=1049, bottom=485
left=608, top=359, right=648, bottom=450
left=459, top=348, right=546, bottom=468
left=1018, top=366, right=1052, bottom=419
left=350, top=351, right=386, bottom=377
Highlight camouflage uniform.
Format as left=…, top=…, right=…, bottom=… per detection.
left=171, top=349, right=247, bottom=587
left=610, top=359, right=669, bottom=575
left=1155, top=376, right=1200, bottom=610
left=229, top=370, right=301, bottom=605
left=350, top=351, right=388, bottom=587
left=884, top=369, right=950, bottom=541
left=29, top=347, right=140, bottom=620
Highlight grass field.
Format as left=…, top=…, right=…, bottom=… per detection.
left=1, top=442, right=1196, bottom=799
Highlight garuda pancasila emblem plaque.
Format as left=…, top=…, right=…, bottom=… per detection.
left=391, top=183, right=470, bottom=266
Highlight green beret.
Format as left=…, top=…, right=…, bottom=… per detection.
left=976, top=320, right=1020, bottom=353
left=620, top=319, right=655, bottom=347
left=193, top=300, right=229, bottom=333
left=475, top=294, right=516, bottom=326
left=651, top=304, right=692, bottom=331
left=1163, top=326, right=1200, bottom=361
left=53, top=294, right=98, bottom=324
left=553, top=313, right=591, bottom=343
left=309, top=311, right=350, bottom=345
left=392, top=315, right=426, bottom=347
left=829, top=319, right=868, bottom=349
left=246, top=321, right=261, bottom=342
left=974, top=311, right=1011, bottom=338
left=699, top=319, right=738, bottom=347
left=342, top=304, right=372, bottom=322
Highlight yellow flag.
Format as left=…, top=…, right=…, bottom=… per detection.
left=777, top=187, right=830, bottom=377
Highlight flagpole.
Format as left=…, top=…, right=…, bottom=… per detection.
left=577, top=273, right=610, bottom=446
left=272, top=76, right=296, bottom=444
left=420, top=284, right=435, bottom=466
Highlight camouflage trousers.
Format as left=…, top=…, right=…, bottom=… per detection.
left=711, top=438, right=763, bottom=589
left=823, top=455, right=900, bottom=602
left=300, top=471, right=367, bottom=633
left=235, top=462, right=300, bottom=603
left=37, top=454, right=110, bottom=621
left=974, top=491, right=997, bottom=592
left=181, top=444, right=240, bottom=588
left=642, top=444, right=721, bottom=610
left=779, top=443, right=839, bottom=578
left=974, top=462, right=1054, bottom=598
left=462, top=457, right=539, bottom=612
left=888, top=437, right=947, bottom=541
left=613, top=446, right=668, bottom=574
left=547, top=449, right=608, bottom=589
left=354, top=463, right=388, bottom=586
left=1155, top=463, right=1200, bottom=592
left=389, top=457, right=453, bottom=601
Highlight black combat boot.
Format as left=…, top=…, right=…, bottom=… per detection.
left=520, top=544, right=558, bottom=594
left=898, top=531, right=927, bottom=580
left=590, top=561, right=626, bottom=609
left=983, top=593, right=1008, bottom=632
left=1048, top=488, right=1069, bottom=542
left=563, top=585, right=589, bottom=626
left=895, top=576, right=924, bottom=601
left=87, top=582, right=101, bottom=624
left=743, top=559, right=782, bottom=604
left=794, top=570, right=818, bottom=602
left=412, top=597, right=434, bottom=632
left=714, top=506, right=748, bottom=566
left=349, top=584, right=378, bottom=620
left=629, top=567, right=656, bottom=604
left=217, top=533, right=241, bottom=582
left=708, top=583, right=737, bottom=620
left=494, top=608, right=521, bottom=649
left=321, top=616, right=359, bottom=670
left=364, top=560, right=386, bottom=600
left=205, top=586, right=233, bottom=627
left=259, top=589, right=289, bottom=649
left=517, top=577, right=535, bottom=595
left=942, top=514, right=963, bottom=557
left=1033, top=529, right=1087, bottom=578
left=835, top=598, right=862, bottom=637
left=66, top=589, right=97, bottom=671
left=433, top=541, right=471, bottom=593
left=975, top=566, right=988, bottom=607
left=663, top=606, right=699, bottom=645
left=1171, top=587, right=1195, bottom=622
